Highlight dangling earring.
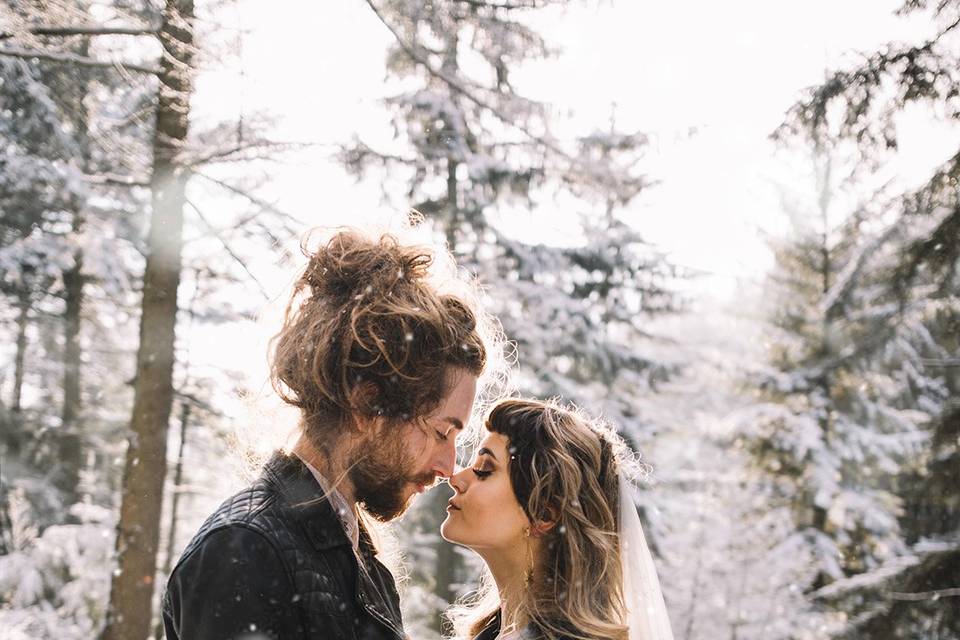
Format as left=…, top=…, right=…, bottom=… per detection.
left=523, top=526, right=534, bottom=587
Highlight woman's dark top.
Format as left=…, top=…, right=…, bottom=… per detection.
left=472, top=610, right=580, bottom=640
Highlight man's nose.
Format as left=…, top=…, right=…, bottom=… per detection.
left=433, top=440, right=457, bottom=479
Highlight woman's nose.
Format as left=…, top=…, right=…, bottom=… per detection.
left=448, top=467, right=470, bottom=494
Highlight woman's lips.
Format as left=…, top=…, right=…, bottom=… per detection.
left=446, top=499, right=461, bottom=512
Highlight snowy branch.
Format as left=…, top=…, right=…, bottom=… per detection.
left=933, top=14, right=960, bottom=41
left=0, top=45, right=160, bottom=75
left=191, top=171, right=306, bottom=227
left=184, top=199, right=271, bottom=301
left=0, top=25, right=159, bottom=40
left=83, top=172, right=151, bottom=188
left=452, top=0, right=548, bottom=10
left=819, top=219, right=900, bottom=317
left=919, top=357, right=960, bottom=368
left=185, top=139, right=321, bottom=167
left=362, top=0, right=577, bottom=167
left=889, top=587, right=960, bottom=601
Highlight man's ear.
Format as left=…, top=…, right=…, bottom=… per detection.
left=352, top=415, right=383, bottom=435
left=346, top=382, right=381, bottom=433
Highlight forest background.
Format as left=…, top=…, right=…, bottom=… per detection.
left=0, top=1, right=958, bottom=639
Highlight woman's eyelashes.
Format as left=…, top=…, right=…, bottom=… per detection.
left=471, top=463, right=493, bottom=479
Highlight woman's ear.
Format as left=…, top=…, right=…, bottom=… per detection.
left=530, top=505, right=560, bottom=537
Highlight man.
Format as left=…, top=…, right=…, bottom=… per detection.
left=162, top=228, right=494, bottom=639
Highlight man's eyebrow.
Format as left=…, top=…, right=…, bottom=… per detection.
left=477, top=447, right=497, bottom=461
left=442, top=417, right=464, bottom=431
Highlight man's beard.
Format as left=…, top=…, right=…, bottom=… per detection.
left=348, top=427, right=436, bottom=521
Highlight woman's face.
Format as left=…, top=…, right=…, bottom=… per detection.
left=441, top=432, right=530, bottom=550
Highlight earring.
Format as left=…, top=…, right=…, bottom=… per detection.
left=523, top=526, right=533, bottom=587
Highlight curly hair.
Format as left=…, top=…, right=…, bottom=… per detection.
left=449, top=398, right=642, bottom=640
left=269, top=228, right=494, bottom=447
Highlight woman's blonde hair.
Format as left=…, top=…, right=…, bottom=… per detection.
left=448, top=397, right=644, bottom=640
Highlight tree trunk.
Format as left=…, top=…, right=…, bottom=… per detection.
left=810, top=150, right=835, bottom=591
left=163, top=401, right=190, bottom=577
left=11, top=290, right=29, bottom=414
left=154, top=401, right=191, bottom=640
left=58, top=34, right=91, bottom=507
left=102, top=1, right=194, bottom=638
left=58, top=240, right=84, bottom=506
left=6, top=290, right=31, bottom=456
left=445, top=157, right=459, bottom=251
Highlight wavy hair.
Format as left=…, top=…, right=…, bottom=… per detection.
left=269, top=227, right=506, bottom=448
left=449, top=397, right=644, bottom=640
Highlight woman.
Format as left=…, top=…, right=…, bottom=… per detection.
left=441, top=398, right=674, bottom=640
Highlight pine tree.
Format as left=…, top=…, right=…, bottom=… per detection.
left=341, top=2, right=683, bottom=635
left=774, top=2, right=959, bottom=636
left=2, top=1, right=307, bottom=634
left=0, top=0, right=152, bottom=511
left=726, top=145, right=957, bottom=639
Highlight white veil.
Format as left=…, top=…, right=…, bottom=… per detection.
left=619, top=470, right=675, bottom=640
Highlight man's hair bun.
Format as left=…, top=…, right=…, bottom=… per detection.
left=300, top=232, right=433, bottom=303
left=269, top=227, right=492, bottom=441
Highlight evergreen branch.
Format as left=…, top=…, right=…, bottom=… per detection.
left=363, top=0, right=577, bottom=167
left=452, top=0, right=547, bottom=10
left=186, top=140, right=303, bottom=167
left=83, top=172, right=151, bottom=187
left=919, top=357, right=960, bottom=367
left=889, top=587, right=960, bottom=600
left=191, top=171, right=307, bottom=227
left=819, top=219, right=901, bottom=317
left=0, top=45, right=160, bottom=75
left=933, top=13, right=960, bottom=40
left=0, top=25, right=159, bottom=40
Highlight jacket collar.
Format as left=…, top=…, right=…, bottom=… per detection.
left=261, top=452, right=405, bottom=638
left=355, top=534, right=405, bottom=638
left=260, top=451, right=353, bottom=551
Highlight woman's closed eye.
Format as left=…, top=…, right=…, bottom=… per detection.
left=472, top=467, right=492, bottom=479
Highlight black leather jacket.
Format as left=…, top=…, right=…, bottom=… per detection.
left=161, top=452, right=405, bottom=640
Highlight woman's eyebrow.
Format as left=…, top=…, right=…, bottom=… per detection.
left=477, top=447, right=498, bottom=461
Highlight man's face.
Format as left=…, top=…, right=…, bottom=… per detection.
left=350, top=370, right=478, bottom=521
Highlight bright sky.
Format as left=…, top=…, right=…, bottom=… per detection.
left=193, top=0, right=954, bottom=294
left=186, top=0, right=959, bottom=435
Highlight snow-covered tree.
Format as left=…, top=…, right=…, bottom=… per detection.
left=0, top=2, right=306, bottom=637
left=771, top=2, right=959, bottom=636
left=339, top=2, right=684, bottom=636
left=0, top=489, right=116, bottom=639
left=721, top=143, right=956, bottom=639
left=0, top=0, right=151, bottom=515
left=730, top=149, right=956, bottom=640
